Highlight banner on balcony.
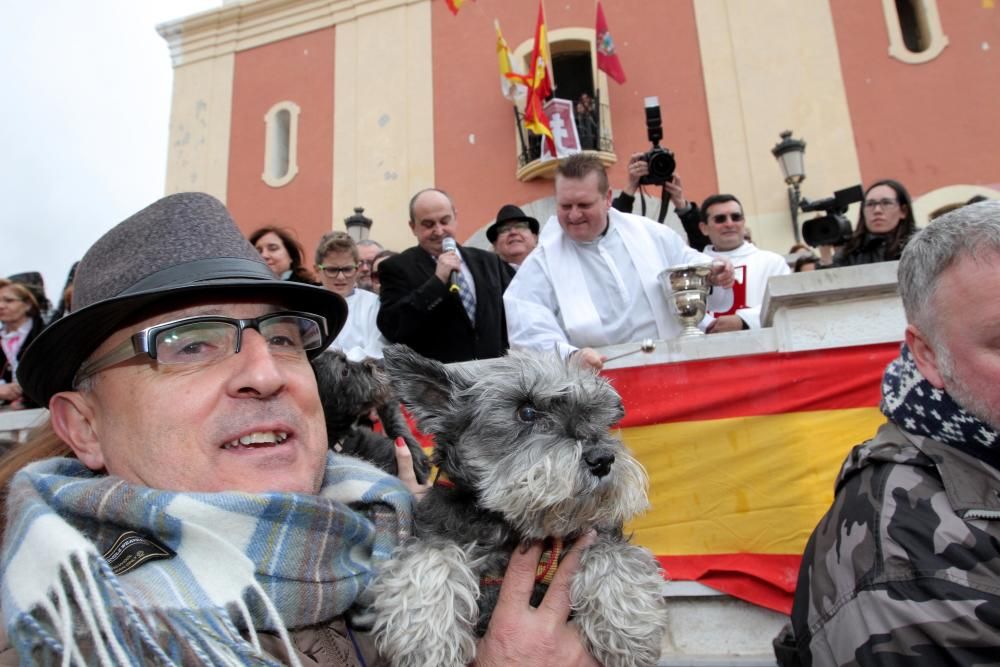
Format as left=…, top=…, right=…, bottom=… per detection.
left=605, top=342, right=902, bottom=614
left=539, top=98, right=582, bottom=160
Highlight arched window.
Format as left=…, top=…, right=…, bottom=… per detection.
left=511, top=28, right=616, bottom=181
left=881, top=0, right=948, bottom=64
left=262, top=101, right=300, bottom=187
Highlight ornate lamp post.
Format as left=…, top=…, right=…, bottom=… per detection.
left=344, top=206, right=373, bottom=242
left=771, top=130, right=807, bottom=243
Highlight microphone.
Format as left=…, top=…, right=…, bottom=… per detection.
left=441, top=237, right=460, bottom=294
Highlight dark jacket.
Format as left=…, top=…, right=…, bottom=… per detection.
left=783, top=422, right=1000, bottom=666
left=376, top=245, right=514, bottom=363
left=612, top=192, right=708, bottom=251
left=831, top=233, right=900, bottom=268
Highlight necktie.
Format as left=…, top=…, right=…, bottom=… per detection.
left=454, top=269, right=476, bottom=326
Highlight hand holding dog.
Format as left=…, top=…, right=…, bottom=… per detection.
left=394, top=437, right=431, bottom=501
left=474, top=532, right=600, bottom=667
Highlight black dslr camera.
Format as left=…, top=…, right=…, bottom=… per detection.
left=638, top=96, right=676, bottom=186
left=800, top=185, right=863, bottom=247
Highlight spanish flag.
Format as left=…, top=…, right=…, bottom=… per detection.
left=608, top=342, right=900, bottom=614
left=522, top=1, right=555, bottom=149
left=444, top=0, right=466, bottom=15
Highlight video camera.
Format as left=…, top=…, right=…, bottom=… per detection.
left=638, top=96, right=676, bottom=186
left=800, top=184, right=863, bottom=247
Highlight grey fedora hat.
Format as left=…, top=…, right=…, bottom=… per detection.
left=18, top=192, right=347, bottom=407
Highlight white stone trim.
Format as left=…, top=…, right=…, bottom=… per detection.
left=882, top=0, right=949, bottom=64
left=262, top=100, right=300, bottom=188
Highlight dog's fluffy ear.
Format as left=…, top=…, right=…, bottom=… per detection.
left=382, top=344, right=472, bottom=431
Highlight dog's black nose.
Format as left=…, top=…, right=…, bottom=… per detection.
left=585, top=452, right=615, bottom=478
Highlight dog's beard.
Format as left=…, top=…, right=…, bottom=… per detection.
left=475, top=440, right=649, bottom=539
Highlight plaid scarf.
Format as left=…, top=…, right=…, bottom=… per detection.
left=881, top=343, right=1000, bottom=468
left=1, top=452, right=412, bottom=666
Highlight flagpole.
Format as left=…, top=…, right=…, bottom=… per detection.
left=514, top=106, right=531, bottom=166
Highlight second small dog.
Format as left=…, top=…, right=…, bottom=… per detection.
left=312, top=350, right=429, bottom=484
left=371, top=345, right=667, bottom=667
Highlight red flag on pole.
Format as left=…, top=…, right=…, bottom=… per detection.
left=596, top=1, right=626, bottom=84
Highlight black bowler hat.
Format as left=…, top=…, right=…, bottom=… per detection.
left=18, top=192, right=348, bottom=407
left=486, top=205, right=540, bottom=244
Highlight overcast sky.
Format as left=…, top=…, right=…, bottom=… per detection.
left=1, top=1, right=219, bottom=305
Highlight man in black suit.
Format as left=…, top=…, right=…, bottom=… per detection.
left=377, top=188, right=514, bottom=363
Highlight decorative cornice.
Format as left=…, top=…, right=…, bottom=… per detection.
left=157, top=0, right=428, bottom=67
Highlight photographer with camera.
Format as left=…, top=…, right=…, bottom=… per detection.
left=613, top=154, right=709, bottom=252
left=827, top=179, right=918, bottom=268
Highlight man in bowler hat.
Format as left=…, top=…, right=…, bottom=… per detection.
left=487, top=205, right=540, bottom=269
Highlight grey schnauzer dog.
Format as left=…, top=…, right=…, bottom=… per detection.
left=312, top=350, right=430, bottom=484
left=371, top=345, right=667, bottom=667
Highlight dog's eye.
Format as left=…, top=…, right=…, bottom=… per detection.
left=517, top=404, right=538, bottom=423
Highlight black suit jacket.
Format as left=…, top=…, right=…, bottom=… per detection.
left=377, top=245, right=514, bottom=363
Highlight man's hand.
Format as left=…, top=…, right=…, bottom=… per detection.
left=474, top=532, right=600, bottom=667
left=623, top=153, right=648, bottom=196
left=435, top=248, right=462, bottom=284
left=392, top=437, right=431, bottom=501
left=708, top=258, right=735, bottom=289
left=707, top=315, right=745, bottom=334
left=0, top=383, right=23, bottom=403
left=571, top=347, right=606, bottom=372
left=662, top=173, right=689, bottom=211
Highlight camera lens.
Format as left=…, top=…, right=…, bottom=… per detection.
left=648, top=150, right=675, bottom=181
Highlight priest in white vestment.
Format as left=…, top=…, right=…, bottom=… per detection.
left=505, top=154, right=734, bottom=370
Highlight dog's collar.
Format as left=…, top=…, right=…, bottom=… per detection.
left=481, top=537, right=565, bottom=588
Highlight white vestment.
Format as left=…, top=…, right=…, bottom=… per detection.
left=504, top=209, right=732, bottom=357
left=331, top=289, right=387, bottom=361
left=703, top=242, right=790, bottom=329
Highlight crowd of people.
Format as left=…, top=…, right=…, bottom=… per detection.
left=1, top=149, right=997, bottom=664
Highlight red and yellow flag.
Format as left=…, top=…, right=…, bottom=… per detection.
left=522, top=1, right=554, bottom=150
left=606, top=342, right=901, bottom=613
left=495, top=20, right=526, bottom=101
left=444, top=0, right=466, bottom=15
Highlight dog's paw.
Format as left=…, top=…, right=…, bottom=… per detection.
left=371, top=540, right=481, bottom=667
left=571, top=539, right=668, bottom=667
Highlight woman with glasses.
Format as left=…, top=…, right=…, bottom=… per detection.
left=249, top=225, right=318, bottom=284
left=0, top=280, right=46, bottom=409
left=370, top=249, right=398, bottom=295
left=314, top=231, right=387, bottom=360
left=831, top=179, right=918, bottom=267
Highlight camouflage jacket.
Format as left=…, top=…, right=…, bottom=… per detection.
left=788, top=421, right=1000, bottom=666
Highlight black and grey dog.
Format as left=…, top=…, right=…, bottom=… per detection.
left=311, top=350, right=429, bottom=484
left=371, top=345, right=667, bottom=667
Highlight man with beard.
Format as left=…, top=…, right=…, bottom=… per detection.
left=779, top=201, right=1000, bottom=666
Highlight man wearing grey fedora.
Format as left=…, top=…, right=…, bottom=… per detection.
left=0, top=193, right=602, bottom=666
left=487, top=204, right=540, bottom=270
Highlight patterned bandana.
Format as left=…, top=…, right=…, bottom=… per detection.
left=1, top=452, right=412, bottom=665
left=880, top=344, right=1000, bottom=468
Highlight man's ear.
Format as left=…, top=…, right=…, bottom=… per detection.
left=699, top=221, right=710, bottom=237
left=49, top=391, right=106, bottom=471
left=408, top=220, right=416, bottom=236
left=905, top=324, right=945, bottom=389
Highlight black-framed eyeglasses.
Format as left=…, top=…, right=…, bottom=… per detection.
left=497, top=221, right=531, bottom=235
left=710, top=212, right=744, bottom=224
left=73, top=311, right=328, bottom=387
left=863, top=198, right=899, bottom=210
left=317, top=264, right=358, bottom=278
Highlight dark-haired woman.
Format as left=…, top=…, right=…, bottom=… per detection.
left=249, top=226, right=318, bottom=284
left=831, top=179, right=917, bottom=267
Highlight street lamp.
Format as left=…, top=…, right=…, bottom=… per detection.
left=771, top=130, right=807, bottom=242
left=344, top=206, right=373, bottom=242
